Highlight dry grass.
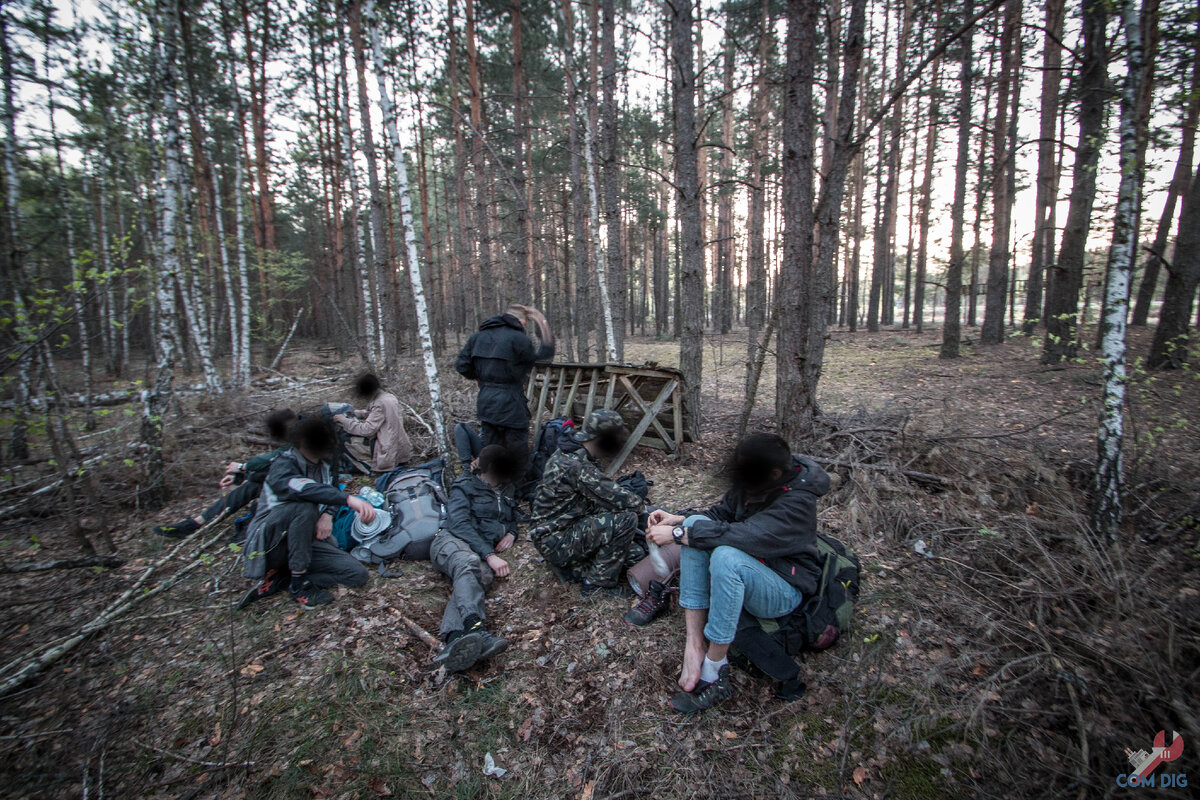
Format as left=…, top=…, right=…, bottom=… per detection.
left=0, top=327, right=1197, bottom=799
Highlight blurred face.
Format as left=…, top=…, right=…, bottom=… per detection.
left=591, top=428, right=628, bottom=459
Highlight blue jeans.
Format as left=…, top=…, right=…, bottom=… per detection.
left=678, top=545, right=803, bottom=646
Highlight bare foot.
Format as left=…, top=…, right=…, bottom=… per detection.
left=678, top=644, right=705, bottom=692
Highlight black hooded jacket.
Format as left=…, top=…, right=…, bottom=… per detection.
left=455, top=314, right=555, bottom=428
left=687, top=456, right=831, bottom=596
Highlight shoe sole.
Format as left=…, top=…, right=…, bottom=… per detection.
left=479, top=637, right=508, bottom=660
left=435, top=632, right=485, bottom=672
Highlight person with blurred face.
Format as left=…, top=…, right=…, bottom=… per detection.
left=646, top=434, right=830, bottom=713
left=331, top=373, right=413, bottom=473
left=454, top=304, right=554, bottom=474
left=430, top=445, right=522, bottom=672
left=237, top=417, right=375, bottom=609
left=529, top=410, right=646, bottom=599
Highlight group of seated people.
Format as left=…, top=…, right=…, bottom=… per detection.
left=155, top=306, right=828, bottom=713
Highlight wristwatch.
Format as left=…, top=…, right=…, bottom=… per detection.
left=672, top=525, right=685, bottom=544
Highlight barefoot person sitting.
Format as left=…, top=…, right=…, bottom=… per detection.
left=646, top=434, right=830, bottom=713
left=431, top=445, right=522, bottom=672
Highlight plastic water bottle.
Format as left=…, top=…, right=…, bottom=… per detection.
left=358, top=486, right=386, bottom=508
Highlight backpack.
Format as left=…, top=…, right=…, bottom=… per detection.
left=528, top=418, right=578, bottom=482
left=361, top=460, right=447, bottom=563
left=731, top=532, right=861, bottom=691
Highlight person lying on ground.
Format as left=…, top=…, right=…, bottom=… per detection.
left=331, top=373, right=413, bottom=473
left=529, top=409, right=647, bottom=599
left=454, top=304, right=554, bottom=475
left=154, top=409, right=298, bottom=539
left=237, top=417, right=375, bottom=609
left=431, top=444, right=523, bottom=672
left=646, top=433, right=828, bottom=714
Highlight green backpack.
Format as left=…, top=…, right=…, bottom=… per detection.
left=792, top=533, right=861, bottom=650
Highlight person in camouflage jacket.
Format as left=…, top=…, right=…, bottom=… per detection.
left=529, top=410, right=645, bottom=597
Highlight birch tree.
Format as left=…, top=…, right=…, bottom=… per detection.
left=364, top=0, right=449, bottom=458
left=1093, top=0, right=1145, bottom=542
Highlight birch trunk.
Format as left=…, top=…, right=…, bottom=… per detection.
left=143, top=0, right=184, bottom=509
left=364, top=0, right=449, bottom=457
left=220, top=0, right=252, bottom=389
left=583, top=59, right=618, bottom=363
left=600, top=0, right=624, bottom=359
left=1094, top=0, right=1145, bottom=541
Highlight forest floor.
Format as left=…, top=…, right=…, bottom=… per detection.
left=1, top=327, right=1198, bottom=799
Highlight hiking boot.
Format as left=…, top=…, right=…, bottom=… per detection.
left=669, top=664, right=734, bottom=714
left=623, top=580, right=673, bottom=627
left=236, top=569, right=288, bottom=610
left=434, top=616, right=487, bottom=672
left=290, top=579, right=333, bottom=608
left=544, top=559, right=579, bottom=585
left=478, top=631, right=509, bottom=661
left=580, top=581, right=633, bottom=600
left=154, top=518, right=200, bottom=539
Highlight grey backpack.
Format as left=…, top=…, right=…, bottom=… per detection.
left=366, top=465, right=447, bottom=562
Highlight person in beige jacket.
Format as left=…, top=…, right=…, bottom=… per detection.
left=332, top=374, right=414, bottom=473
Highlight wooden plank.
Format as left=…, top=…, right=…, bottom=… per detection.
left=550, top=368, right=567, bottom=416
left=605, top=379, right=678, bottom=475
left=535, top=365, right=553, bottom=424
left=526, top=369, right=537, bottom=404
left=617, top=375, right=677, bottom=451
left=562, top=367, right=582, bottom=420
left=584, top=368, right=598, bottom=419
left=603, top=371, right=616, bottom=409
left=673, top=383, right=683, bottom=449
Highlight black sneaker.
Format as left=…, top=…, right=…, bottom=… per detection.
left=478, top=631, right=509, bottom=660
left=624, top=580, right=673, bottom=627
left=154, top=518, right=200, bottom=539
left=236, top=569, right=288, bottom=609
left=290, top=579, right=333, bottom=607
left=669, top=664, right=734, bottom=714
left=434, top=623, right=484, bottom=671
left=580, top=581, right=633, bottom=600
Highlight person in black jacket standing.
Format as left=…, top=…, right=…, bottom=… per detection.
left=455, top=304, right=554, bottom=472
left=430, top=445, right=522, bottom=672
left=646, top=434, right=830, bottom=713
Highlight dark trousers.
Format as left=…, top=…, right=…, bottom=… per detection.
left=201, top=477, right=263, bottom=524
left=259, top=502, right=368, bottom=588
left=430, top=531, right=494, bottom=638
left=481, top=422, right=530, bottom=473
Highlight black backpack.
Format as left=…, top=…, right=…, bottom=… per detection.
left=528, top=417, right=578, bottom=482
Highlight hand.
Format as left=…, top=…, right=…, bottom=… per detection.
left=219, top=473, right=235, bottom=490
left=354, top=409, right=368, bottom=419
left=647, top=524, right=680, bottom=547
left=224, top=461, right=243, bottom=475
left=486, top=554, right=510, bottom=578
left=315, top=513, right=333, bottom=541
left=647, top=510, right=684, bottom=529
left=347, top=495, right=376, bottom=524
left=332, top=414, right=348, bottom=426
left=495, top=533, right=515, bottom=553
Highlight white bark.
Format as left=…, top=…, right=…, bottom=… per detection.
left=1093, top=0, right=1144, bottom=542
left=224, top=29, right=252, bottom=391
left=208, top=143, right=241, bottom=380
left=179, top=214, right=222, bottom=393
left=579, top=36, right=619, bottom=362
left=3, top=13, right=31, bottom=459
left=364, top=0, right=449, bottom=456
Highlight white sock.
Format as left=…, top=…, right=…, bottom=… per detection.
left=700, top=656, right=727, bottom=684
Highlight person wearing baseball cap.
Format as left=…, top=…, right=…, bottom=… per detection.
left=528, top=410, right=646, bottom=599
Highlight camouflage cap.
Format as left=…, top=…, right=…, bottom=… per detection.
left=575, top=409, right=627, bottom=441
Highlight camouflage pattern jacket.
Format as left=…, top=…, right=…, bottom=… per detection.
left=529, top=448, right=643, bottom=540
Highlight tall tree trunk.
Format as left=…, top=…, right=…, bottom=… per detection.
left=715, top=30, right=735, bottom=335
left=560, top=0, right=591, bottom=359
left=364, top=0, right=449, bottom=456
left=1094, top=0, right=1145, bottom=541
left=1133, top=0, right=1197, bottom=327
left=465, top=0, right=493, bottom=309
left=744, top=0, right=772, bottom=393
left=511, top=0, right=533, bottom=307
left=669, top=0, right=704, bottom=437
left=600, top=0, right=623, bottom=359
left=1148, top=167, right=1200, bottom=368
left=1043, top=0, right=1109, bottom=363
left=447, top=0, right=476, bottom=332
left=980, top=0, right=1023, bottom=344
left=143, top=0, right=185, bottom=509
left=776, top=0, right=819, bottom=436
left=913, top=2, right=943, bottom=334
left=941, top=0, right=974, bottom=359
left=349, top=0, right=392, bottom=367
left=1023, top=0, right=1065, bottom=334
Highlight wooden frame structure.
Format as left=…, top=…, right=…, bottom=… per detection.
left=525, top=362, right=690, bottom=474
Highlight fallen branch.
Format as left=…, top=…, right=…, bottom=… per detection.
left=810, top=456, right=952, bottom=489
left=0, top=515, right=235, bottom=698
left=134, top=738, right=255, bottom=769
left=397, top=612, right=443, bottom=652
left=923, top=408, right=1087, bottom=443
left=0, top=555, right=125, bottom=575
left=269, top=308, right=305, bottom=372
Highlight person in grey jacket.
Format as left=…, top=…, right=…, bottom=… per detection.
left=646, top=434, right=830, bottom=713
left=237, top=418, right=376, bottom=609
left=430, top=445, right=522, bottom=672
